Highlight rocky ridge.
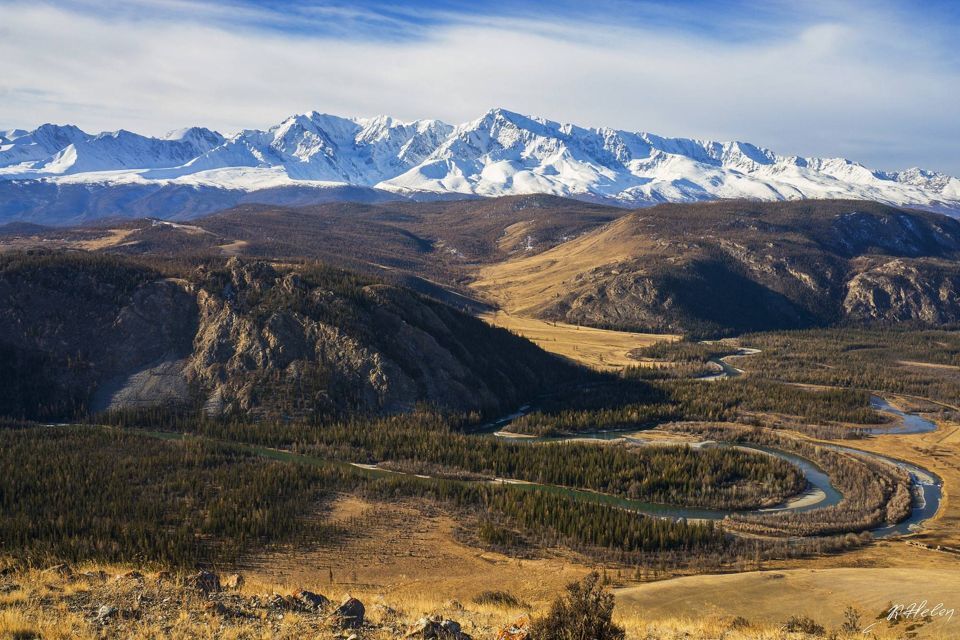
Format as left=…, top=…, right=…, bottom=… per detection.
left=0, top=252, right=570, bottom=420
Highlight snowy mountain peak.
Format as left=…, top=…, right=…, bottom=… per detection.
left=162, top=126, right=224, bottom=145
left=0, top=109, right=957, bottom=215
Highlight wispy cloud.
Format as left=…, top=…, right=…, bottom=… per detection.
left=0, top=0, right=957, bottom=173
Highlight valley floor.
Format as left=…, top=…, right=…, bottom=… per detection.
left=479, top=311, right=676, bottom=371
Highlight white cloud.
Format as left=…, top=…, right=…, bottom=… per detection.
left=0, top=0, right=957, bottom=173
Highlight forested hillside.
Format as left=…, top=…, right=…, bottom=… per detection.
left=0, top=251, right=577, bottom=420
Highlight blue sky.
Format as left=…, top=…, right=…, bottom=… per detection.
left=1, top=0, right=958, bottom=173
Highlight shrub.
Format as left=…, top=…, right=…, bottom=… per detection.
left=472, top=590, right=524, bottom=608
left=530, top=571, right=625, bottom=640
left=782, top=615, right=825, bottom=635
left=841, top=605, right=862, bottom=633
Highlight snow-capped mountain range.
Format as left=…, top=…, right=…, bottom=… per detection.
left=2, top=108, right=959, bottom=218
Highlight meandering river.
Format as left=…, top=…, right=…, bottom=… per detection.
left=60, top=347, right=942, bottom=541
left=476, top=347, right=943, bottom=539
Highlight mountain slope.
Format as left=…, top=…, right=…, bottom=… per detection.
left=1, top=109, right=958, bottom=223
left=0, top=252, right=575, bottom=421
left=0, top=195, right=628, bottom=299
left=472, top=199, right=960, bottom=335
left=6, top=195, right=960, bottom=335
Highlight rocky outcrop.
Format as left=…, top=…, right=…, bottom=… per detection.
left=183, top=258, right=557, bottom=418
left=844, top=258, right=960, bottom=323
left=190, top=571, right=221, bottom=594
left=332, top=596, right=365, bottom=629
left=496, top=615, right=531, bottom=640
left=294, top=589, right=330, bottom=611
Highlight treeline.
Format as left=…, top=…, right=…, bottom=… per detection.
left=359, top=474, right=724, bottom=554
left=623, top=341, right=740, bottom=380
left=664, top=379, right=884, bottom=425
left=0, top=249, right=159, bottom=299
left=630, top=341, right=735, bottom=365
left=139, top=410, right=806, bottom=511
left=0, top=425, right=724, bottom=567
left=0, top=426, right=344, bottom=567
left=507, top=403, right=677, bottom=436
left=506, top=376, right=882, bottom=439
left=739, top=328, right=960, bottom=405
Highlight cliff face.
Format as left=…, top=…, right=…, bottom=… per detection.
left=0, top=254, right=198, bottom=418
left=0, top=253, right=570, bottom=421
left=185, top=259, right=553, bottom=419
left=843, top=258, right=960, bottom=323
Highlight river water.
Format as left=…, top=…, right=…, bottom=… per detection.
left=481, top=352, right=943, bottom=538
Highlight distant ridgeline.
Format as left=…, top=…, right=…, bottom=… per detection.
left=1, top=109, right=958, bottom=224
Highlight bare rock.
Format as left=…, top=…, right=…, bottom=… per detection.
left=844, top=258, right=960, bottom=323
left=190, top=570, right=221, bottom=594
left=294, top=589, right=330, bottom=611
left=267, top=593, right=302, bottom=611
left=496, top=615, right=531, bottom=640
left=331, top=596, right=365, bottom=629
left=95, top=605, right=117, bottom=624
left=43, top=563, right=72, bottom=579
left=407, top=616, right=472, bottom=640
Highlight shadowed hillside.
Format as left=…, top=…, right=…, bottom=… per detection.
left=0, top=251, right=577, bottom=421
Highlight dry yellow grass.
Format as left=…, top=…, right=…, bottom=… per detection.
left=247, top=495, right=593, bottom=608
left=0, top=559, right=925, bottom=640
left=75, top=228, right=137, bottom=251
left=480, top=311, right=677, bottom=371
left=471, top=213, right=658, bottom=318
left=219, top=239, right=250, bottom=256
left=619, top=613, right=956, bottom=640
left=2, top=560, right=949, bottom=640
left=496, top=220, right=537, bottom=253
left=616, top=567, right=960, bottom=639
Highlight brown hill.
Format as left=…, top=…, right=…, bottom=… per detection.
left=473, top=199, right=960, bottom=335
left=5, top=196, right=960, bottom=336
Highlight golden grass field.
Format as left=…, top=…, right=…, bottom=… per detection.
left=479, top=311, right=676, bottom=371
left=5, top=556, right=947, bottom=640
left=247, top=495, right=593, bottom=607
left=615, top=567, right=960, bottom=637
left=471, top=214, right=657, bottom=319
